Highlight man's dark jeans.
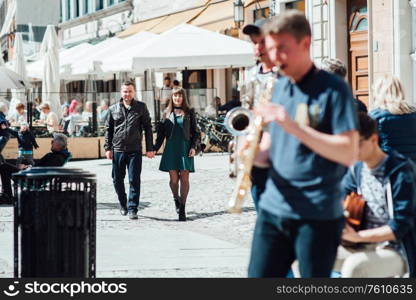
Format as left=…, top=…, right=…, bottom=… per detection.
left=250, top=166, right=269, bottom=212
left=248, top=209, right=344, bottom=278
left=0, top=162, right=19, bottom=197
left=112, top=151, right=142, bottom=213
left=0, top=136, right=9, bottom=153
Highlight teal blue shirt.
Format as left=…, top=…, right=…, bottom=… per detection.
left=260, top=66, right=358, bottom=220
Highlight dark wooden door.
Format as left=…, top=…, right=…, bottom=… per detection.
left=348, top=0, right=369, bottom=106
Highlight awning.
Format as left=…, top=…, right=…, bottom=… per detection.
left=189, top=0, right=234, bottom=32
left=0, top=0, right=16, bottom=37
left=150, top=6, right=205, bottom=34
left=132, top=24, right=255, bottom=74
left=117, top=15, right=169, bottom=38
left=117, top=0, right=242, bottom=37
left=118, top=6, right=204, bottom=37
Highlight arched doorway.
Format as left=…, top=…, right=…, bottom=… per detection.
left=348, top=0, right=369, bottom=106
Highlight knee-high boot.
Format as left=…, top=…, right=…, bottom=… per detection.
left=178, top=203, right=186, bottom=221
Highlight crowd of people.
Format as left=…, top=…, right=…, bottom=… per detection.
left=0, top=97, right=111, bottom=138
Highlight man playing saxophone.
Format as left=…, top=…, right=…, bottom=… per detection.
left=248, top=11, right=359, bottom=278
left=234, top=19, right=278, bottom=211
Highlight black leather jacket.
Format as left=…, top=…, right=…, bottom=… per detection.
left=154, top=109, right=199, bottom=152
left=104, top=99, right=154, bottom=152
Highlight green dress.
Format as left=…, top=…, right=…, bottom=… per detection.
left=159, top=115, right=195, bottom=172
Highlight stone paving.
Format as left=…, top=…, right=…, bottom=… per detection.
left=0, top=153, right=257, bottom=278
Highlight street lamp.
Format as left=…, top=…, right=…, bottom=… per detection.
left=233, top=0, right=245, bottom=28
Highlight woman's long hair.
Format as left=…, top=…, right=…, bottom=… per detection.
left=370, top=74, right=416, bottom=115
left=163, top=87, right=191, bottom=119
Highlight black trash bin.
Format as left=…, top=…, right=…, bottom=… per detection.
left=12, top=167, right=96, bottom=278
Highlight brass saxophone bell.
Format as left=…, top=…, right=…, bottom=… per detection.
left=224, top=107, right=254, bottom=136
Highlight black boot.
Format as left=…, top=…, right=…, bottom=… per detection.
left=173, top=196, right=180, bottom=214
left=178, top=203, right=186, bottom=221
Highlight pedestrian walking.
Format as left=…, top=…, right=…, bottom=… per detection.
left=249, top=10, right=359, bottom=278
left=104, top=81, right=155, bottom=220
left=154, top=87, right=199, bottom=221
left=369, top=74, right=416, bottom=163
left=159, top=76, right=172, bottom=119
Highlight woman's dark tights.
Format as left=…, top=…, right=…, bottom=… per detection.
left=168, top=170, right=190, bottom=204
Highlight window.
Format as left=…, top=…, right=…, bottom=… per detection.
left=285, top=0, right=306, bottom=12
left=74, top=0, right=79, bottom=18
left=108, top=0, right=115, bottom=6
left=66, top=0, right=71, bottom=20
left=96, top=0, right=104, bottom=10
left=253, top=7, right=270, bottom=23
left=84, top=0, right=89, bottom=14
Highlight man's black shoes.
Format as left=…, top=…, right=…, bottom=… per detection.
left=128, top=211, right=138, bottom=220
left=120, top=206, right=128, bottom=216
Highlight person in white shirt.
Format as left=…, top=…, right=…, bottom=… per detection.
left=39, top=102, right=59, bottom=133
left=7, top=103, right=26, bottom=126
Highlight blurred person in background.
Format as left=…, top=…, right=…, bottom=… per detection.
left=39, top=102, right=59, bottom=133
left=10, top=122, right=39, bottom=165
left=7, top=103, right=26, bottom=126
left=98, top=100, right=109, bottom=125
left=320, top=58, right=367, bottom=113
left=68, top=99, right=79, bottom=115
left=172, top=80, right=180, bottom=88
left=0, top=103, right=11, bottom=154
left=369, top=74, right=416, bottom=163
left=159, top=76, right=172, bottom=118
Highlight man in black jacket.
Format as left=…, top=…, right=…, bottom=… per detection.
left=0, top=133, right=71, bottom=203
left=104, top=81, right=155, bottom=220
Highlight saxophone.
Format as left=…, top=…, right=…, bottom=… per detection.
left=227, top=76, right=276, bottom=213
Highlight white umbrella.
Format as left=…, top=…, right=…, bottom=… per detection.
left=0, top=66, right=29, bottom=89
left=132, top=24, right=255, bottom=74
left=9, top=33, right=28, bottom=119
left=40, top=25, right=61, bottom=118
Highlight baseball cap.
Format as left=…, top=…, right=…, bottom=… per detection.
left=242, top=18, right=268, bottom=36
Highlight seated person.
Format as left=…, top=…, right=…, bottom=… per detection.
left=0, top=103, right=11, bottom=154
left=337, top=112, right=416, bottom=277
left=80, top=101, right=93, bottom=136
left=98, top=100, right=109, bottom=126
left=7, top=103, right=26, bottom=126
left=39, top=102, right=59, bottom=133
left=59, top=104, right=70, bottom=133
left=66, top=106, right=83, bottom=136
left=0, top=133, right=71, bottom=201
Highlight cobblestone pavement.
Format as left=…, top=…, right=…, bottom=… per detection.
left=0, top=153, right=257, bottom=278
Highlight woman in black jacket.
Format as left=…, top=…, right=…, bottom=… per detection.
left=154, top=87, right=199, bottom=221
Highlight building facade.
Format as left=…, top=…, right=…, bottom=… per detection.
left=59, top=0, right=132, bottom=47
left=262, top=0, right=416, bottom=106
left=0, top=0, right=60, bottom=61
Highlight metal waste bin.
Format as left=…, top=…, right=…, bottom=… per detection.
left=12, top=167, right=96, bottom=278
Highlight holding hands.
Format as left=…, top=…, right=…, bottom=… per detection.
left=146, top=151, right=156, bottom=159
left=188, top=148, right=196, bottom=157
